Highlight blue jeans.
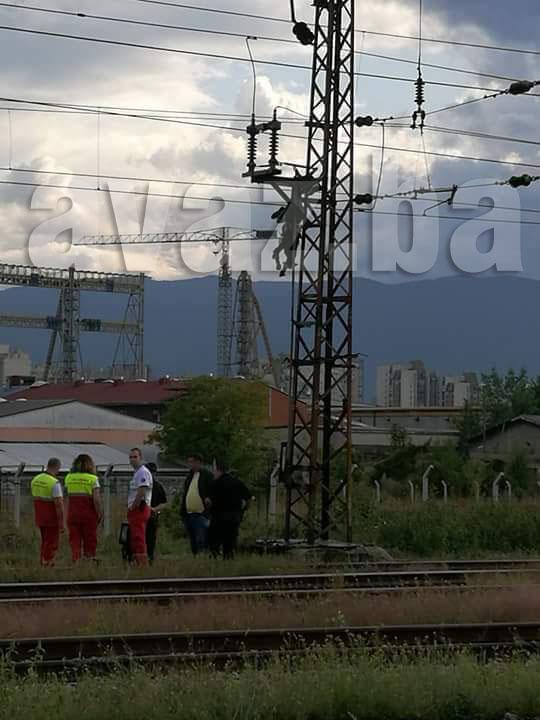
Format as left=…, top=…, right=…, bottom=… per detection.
left=184, top=513, right=209, bottom=555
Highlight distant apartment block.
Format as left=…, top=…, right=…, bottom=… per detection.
left=0, top=345, right=32, bottom=387
left=376, top=360, right=478, bottom=408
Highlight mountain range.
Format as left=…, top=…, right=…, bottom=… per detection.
left=0, top=274, right=536, bottom=399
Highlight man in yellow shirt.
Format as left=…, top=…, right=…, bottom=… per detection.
left=180, top=453, right=214, bottom=555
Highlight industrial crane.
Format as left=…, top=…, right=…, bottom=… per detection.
left=76, top=227, right=273, bottom=377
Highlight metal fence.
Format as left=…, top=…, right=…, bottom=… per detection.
left=0, top=464, right=189, bottom=536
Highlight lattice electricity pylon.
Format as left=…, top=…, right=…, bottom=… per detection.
left=243, top=0, right=355, bottom=543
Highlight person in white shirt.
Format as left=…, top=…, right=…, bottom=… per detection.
left=127, top=447, right=153, bottom=566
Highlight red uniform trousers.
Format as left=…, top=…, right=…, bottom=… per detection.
left=67, top=498, right=98, bottom=561
left=128, top=504, right=151, bottom=561
left=38, top=525, right=60, bottom=566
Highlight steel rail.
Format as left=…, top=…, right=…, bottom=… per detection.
left=3, top=622, right=540, bottom=672
left=0, top=583, right=532, bottom=606
left=2, top=567, right=540, bottom=601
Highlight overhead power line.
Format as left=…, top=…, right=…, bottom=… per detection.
left=385, top=122, right=540, bottom=149
left=0, top=176, right=282, bottom=206
left=0, top=2, right=526, bottom=85
left=0, top=164, right=282, bottom=195
left=4, top=95, right=540, bottom=174
left=0, top=23, right=535, bottom=95
left=120, top=0, right=539, bottom=57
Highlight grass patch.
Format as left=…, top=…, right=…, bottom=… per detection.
left=5, top=500, right=540, bottom=581
left=1, top=651, right=540, bottom=719
left=3, top=585, right=540, bottom=639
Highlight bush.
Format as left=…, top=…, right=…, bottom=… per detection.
left=353, top=500, right=540, bottom=556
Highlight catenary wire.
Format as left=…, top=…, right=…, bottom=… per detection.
left=0, top=2, right=528, bottom=85
left=0, top=177, right=283, bottom=206
left=4, top=95, right=540, bottom=174
left=118, top=0, right=540, bottom=56
left=0, top=23, right=537, bottom=96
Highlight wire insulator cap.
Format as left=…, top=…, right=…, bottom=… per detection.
left=354, top=193, right=374, bottom=205
left=508, top=80, right=535, bottom=95
left=355, top=115, right=374, bottom=127
left=292, top=22, right=315, bottom=45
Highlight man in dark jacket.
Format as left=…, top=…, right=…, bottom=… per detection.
left=209, top=460, right=252, bottom=560
left=181, top=454, right=214, bottom=555
left=145, top=463, right=167, bottom=564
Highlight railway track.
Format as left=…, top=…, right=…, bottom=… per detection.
left=2, top=565, right=540, bottom=604
left=3, top=622, right=540, bottom=672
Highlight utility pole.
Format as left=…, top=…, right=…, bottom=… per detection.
left=244, top=0, right=355, bottom=543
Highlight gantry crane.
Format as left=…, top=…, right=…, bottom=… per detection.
left=0, top=263, right=144, bottom=382
left=232, top=270, right=279, bottom=387
left=77, top=227, right=272, bottom=377
left=244, top=0, right=356, bottom=543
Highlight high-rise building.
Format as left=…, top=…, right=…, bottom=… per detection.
left=376, top=360, right=479, bottom=408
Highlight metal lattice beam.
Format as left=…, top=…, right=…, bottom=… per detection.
left=0, top=262, right=145, bottom=382
left=217, top=229, right=233, bottom=378
left=283, top=0, right=355, bottom=543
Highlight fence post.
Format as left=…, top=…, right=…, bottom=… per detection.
left=408, top=480, right=415, bottom=504
left=268, top=463, right=279, bottom=525
left=13, top=462, right=25, bottom=529
left=422, top=465, right=434, bottom=502
left=441, top=480, right=448, bottom=503
left=374, top=480, right=381, bottom=504
left=492, top=472, right=504, bottom=503
left=505, top=479, right=512, bottom=501
left=103, top=464, right=113, bottom=537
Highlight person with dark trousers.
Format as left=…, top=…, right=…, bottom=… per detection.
left=145, top=462, right=167, bottom=564
left=181, top=454, right=213, bottom=555
left=209, top=461, right=252, bottom=560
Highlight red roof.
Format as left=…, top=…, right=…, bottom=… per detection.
left=6, top=379, right=187, bottom=406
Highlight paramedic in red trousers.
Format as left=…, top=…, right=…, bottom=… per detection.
left=127, top=448, right=153, bottom=566
left=31, top=458, right=65, bottom=566
left=65, top=454, right=102, bottom=562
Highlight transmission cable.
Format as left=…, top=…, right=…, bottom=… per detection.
left=0, top=2, right=528, bottom=85
left=0, top=23, right=535, bottom=96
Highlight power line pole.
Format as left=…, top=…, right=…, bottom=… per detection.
left=244, top=0, right=355, bottom=543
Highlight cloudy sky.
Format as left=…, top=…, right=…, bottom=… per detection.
left=0, top=0, right=538, bottom=282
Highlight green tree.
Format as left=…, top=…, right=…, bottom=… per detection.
left=454, top=401, right=482, bottom=457
left=506, top=449, right=530, bottom=497
left=390, top=424, right=409, bottom=450
left=154, top=377, right=273, bottom=487
left=480, top=368, right=538, bottom=427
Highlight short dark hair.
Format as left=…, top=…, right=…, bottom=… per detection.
left=130, top=447, right=142, bottom=456
left=47, top=457, right=61, bottom=471
left=187, top=453, right=203, bottom=462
